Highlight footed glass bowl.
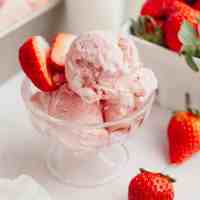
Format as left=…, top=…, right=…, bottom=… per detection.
left=21, top=78, right=155, bottom=187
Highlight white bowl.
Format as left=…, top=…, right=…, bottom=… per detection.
left=123, top=20, right=200, bottom=110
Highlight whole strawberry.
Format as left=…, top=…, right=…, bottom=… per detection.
left=141, top=0, right=186, bottom=18
left=168, top=110, right=200, bottom=164
left=164, top=1, right=200, bottom=52
left=128, top=169, right=175, bottom=200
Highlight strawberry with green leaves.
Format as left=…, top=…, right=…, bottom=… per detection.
left=168, top=108, right=200, bottom=164
left=128, top=169, right=175, bottom=200
left=141, top=0, right=186, bottom=19
left=163, top=1, right=199, bottom=51
left=131, top=16, right=164, bottom=46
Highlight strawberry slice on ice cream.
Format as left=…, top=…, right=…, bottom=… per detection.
left=49, top=33, right=76, bottom=71
left=19, top=36, right=57, bottom=92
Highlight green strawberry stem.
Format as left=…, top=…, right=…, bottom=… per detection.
left=184, top=93, right=200, bottom=116
left=185, top=92, right=191, bottom=110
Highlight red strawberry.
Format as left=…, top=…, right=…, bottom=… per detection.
left=19, top=36, right=57, bottom=92
left=166, top=0, right=200, bottom=14
left=129, top=169, right=175, bottom=200
left=168, top=110, right=200, bottom=164
left=186, top=0, right=198, bottom=5
left=193, top=0, right=200, bottom=10
left=49, top=33, right=76, bottom=71
left=164, top=1, right=199, bottom=52
left=52, top=72, right=66, bottom=86
left=141, top=0, right=185, bottom=18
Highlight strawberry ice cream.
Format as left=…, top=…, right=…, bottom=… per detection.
left=32, top=84, right=104, bottom=125
left=19, top=31, right=157, bottom=136
left=65, top=31, right=141, bottom=103
left=64, top=31, right=157, bottom=132
left=102, top=67, right=157, bottom=132
left=49, top=84, right=104, bottom=125
left=118, top=34, right=141, bottom=70
left=31, top=84, right=108, bottom=146
left=19, top=31, right=158, bottom=187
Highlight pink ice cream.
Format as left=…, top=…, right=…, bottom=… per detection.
left=64, top=31, right=157, bottom=133
left=31, top=84, right=108, bottom=149
left=102, top=67, right=157, bottom=132
left=65, top=31, right=141, bottom=103
left=118, top=34, right=141, bottom=70
left=32, top=84, right=104, bottom=125
left=31, top=31, right=157, bottom=135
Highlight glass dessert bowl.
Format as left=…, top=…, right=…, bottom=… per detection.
left=21, top=78, right=155, bottom=187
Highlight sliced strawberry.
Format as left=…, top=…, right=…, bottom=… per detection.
left=19, top=36, right=57, bottom=92
left=49, top=33, right=76, bottom=71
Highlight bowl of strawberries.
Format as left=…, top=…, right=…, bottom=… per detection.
left=124, top=0, right=200, bottom=110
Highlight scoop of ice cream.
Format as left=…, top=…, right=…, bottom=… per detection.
left=65, top=31, right=140, bottom=103
left=32, top=84, right=104, bottom=125
left=49, top=84, right=104, bottom=124
left=31, top=84, right=108, bottom=148
left=118, top=34, right=141, bottom=69
left=102, top=67, right=157, bottom=132
left=102, top=97, right=133, bottom=133
left=31, top=91, right=51, bottom=113
left=131, top=67, right=158, bottom=106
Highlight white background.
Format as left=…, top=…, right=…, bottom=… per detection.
left=1, top=74, right=200, bottom=199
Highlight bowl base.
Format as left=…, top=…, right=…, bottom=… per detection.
left=46, top=142, right=129, bottom=187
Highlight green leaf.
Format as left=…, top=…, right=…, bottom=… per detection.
left=184, top=53, right=199, bottom=72
left=131, top=16, right=164, bottom=46
left=141, top=30, right=164, bottom=45
left=182, top=44, right=196, bottom=55
left=178, top=21, right=197, bottom=46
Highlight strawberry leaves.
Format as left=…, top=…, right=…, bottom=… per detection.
left=178, top=21, right=200, bottom=72
left=187, top=107, right=200, bottom=117
left=179, top=21, right=197, bottom=45
left=131, top=16, right=164, bottom=46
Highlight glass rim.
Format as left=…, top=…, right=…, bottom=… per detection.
left=21, top=78, right=155, bottom=129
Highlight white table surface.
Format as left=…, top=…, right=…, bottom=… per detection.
left=0, top=73, right=200, bottom=200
